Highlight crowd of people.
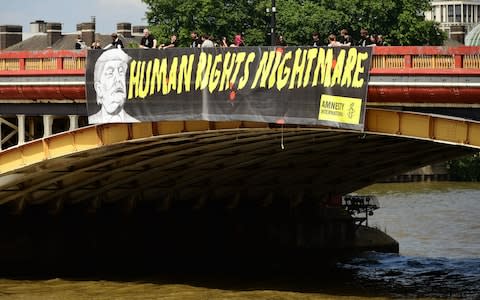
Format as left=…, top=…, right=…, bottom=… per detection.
left=77, top=27, right=388, bottom=50
left=312, top=28, right=387, bottom=47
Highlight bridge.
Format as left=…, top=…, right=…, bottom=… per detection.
left=0, top=47, right=478, bottom=269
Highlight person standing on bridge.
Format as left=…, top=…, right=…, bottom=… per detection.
left=357, top=29, right=375, bottom=47
left=89, top=49, right=138, bottom=123
left=103, top=33, right=124, bottom=49
left=311, top=32, right=322, bottom=47
left=140, top=28, right=157, bottom=49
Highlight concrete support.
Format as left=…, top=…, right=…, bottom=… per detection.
left=43, top=115, right=53, bottom=138
left=69, top=115, right=79, bottom=131
left=16, top=114, right=25, bottom=145
left=28, top=118, right=35, bottom=140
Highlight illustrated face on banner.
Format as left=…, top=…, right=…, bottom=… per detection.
left=95, top=59, right=127, bottom=115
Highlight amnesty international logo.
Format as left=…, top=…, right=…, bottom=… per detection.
left=318, top=94, right=362, bottom=125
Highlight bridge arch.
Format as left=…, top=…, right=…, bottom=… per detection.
left=0, top=108, right=477, bottom=213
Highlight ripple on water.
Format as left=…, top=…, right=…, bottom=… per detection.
left=339, top=251, right=480, bottom=298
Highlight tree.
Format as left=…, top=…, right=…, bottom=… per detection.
left=447, top=153, right=480, bottom=181
left=321, top=0, right=446, bottom=45
left=272, top=0, right=343, bottom=46
left=142, top=0, right=267, bottom=46
left=385, top=0, right=447, bottom=45
left=141, top=0, right=446, bottom=47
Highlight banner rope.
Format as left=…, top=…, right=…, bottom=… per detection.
left=281, top=124, right=285, bottom=150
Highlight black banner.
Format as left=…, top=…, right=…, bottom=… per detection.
left=86, top=46, right=371, bottom=130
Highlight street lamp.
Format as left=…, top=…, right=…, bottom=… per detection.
left=270, top=0, right=276, bottom=46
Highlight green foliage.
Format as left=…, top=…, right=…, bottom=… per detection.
left=446, top=153, right=480, bottom=181
left=142, top=0, right=267, bottom=46
left=127, top=42, right=140, bottom=48
left=388, top=1, right=447, bottom=45
left=273, top=0, right=340, bottom=45
left=141, top=0, right=446, bottom=46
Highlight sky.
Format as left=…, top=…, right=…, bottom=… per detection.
left=0, top=0, right=148, bottom=34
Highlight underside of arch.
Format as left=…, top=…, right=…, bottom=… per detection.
left=0, top=109, right=477, bottom=212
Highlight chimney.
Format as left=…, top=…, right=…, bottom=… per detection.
left=132, top=25, right=146, bottom=37
left=117, top=22, right=132, bottom=38
left=0, top=25, right=23, bottom=50
left=47, top=22, right=62, bottom=47
left=81, top=22, right=95, bottom=48
left=30, top=20, right=47, bottom=33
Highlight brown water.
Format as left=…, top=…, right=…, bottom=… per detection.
left=343, top=182, right=480, bottom=299
left=0, top=182, right=478, bottom=299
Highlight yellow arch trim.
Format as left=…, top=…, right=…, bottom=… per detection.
left=365, top=109, right=480, bottom=147
left=0, top=109, right=479, bottom=175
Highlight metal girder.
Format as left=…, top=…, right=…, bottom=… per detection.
left=365, top=109, right=480, bottom=147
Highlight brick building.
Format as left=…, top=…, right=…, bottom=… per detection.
left=0, top=19, right=146, bottom=50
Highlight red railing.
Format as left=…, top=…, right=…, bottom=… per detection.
left=1, top=47, right=479, bottom=102
left=0, top=49, right=85, bottom=76
left=1, top=47, right=480, bottom=76
left=371, top=46, right=480, bottom=75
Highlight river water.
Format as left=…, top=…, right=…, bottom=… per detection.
left=0, top=182, right=478, bottom=299
left=343, top=182, right=480, bottom=299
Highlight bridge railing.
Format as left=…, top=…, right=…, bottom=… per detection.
left=371, top=46, right=480, bottom=75
left=1, top=47, right=480, bottom=76
left=0, top=50, right=85, bottom=75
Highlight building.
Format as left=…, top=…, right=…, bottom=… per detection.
left=425, top=0, right=480, bottom=42
left=0, top=19, right=146, bottom=50
left=465, top=22, right=480, bottom=44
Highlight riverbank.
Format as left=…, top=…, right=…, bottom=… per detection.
left=380, top=163, right=450, bottom=182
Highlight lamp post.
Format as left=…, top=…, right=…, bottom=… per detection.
left=270, top=0, right=276, bottom=46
